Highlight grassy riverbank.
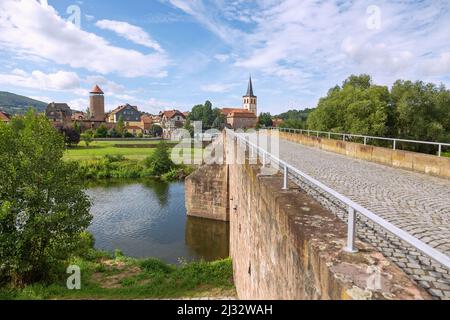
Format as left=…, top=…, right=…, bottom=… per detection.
left=0, top=251, right=235, bottom=300
left=66, top=141, right=201, bottom=181
left=64, top=140, right=186, bottom=160
left=75, top=155, right=195, bottom=181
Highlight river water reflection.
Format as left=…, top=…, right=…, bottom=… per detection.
left=85, top=180, right=229, bottom=264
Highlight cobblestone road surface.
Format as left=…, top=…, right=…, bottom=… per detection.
left=259, top=135, right=450, bottom=299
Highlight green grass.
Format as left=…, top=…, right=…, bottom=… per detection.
left=443, top=152, right=450, bottom=158
left=64, top=141, right=157, bottom=160
left=0, top=255, right=235, bottom=300
left=64, top=141, right=204, bottom=161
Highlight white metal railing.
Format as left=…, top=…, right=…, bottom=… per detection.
left=268, top=127, right=450, bottom=157
left=226, top=128, right=450, bottom=269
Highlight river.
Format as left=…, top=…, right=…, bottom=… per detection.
left=85, top=180, right=229, bottom=264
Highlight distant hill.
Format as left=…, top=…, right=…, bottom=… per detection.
left=0, top=91, right=48, bottom=115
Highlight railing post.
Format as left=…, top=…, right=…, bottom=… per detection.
left=393, top=139, right=396, bottom=150
left=364, top=136, right=367, bottom=145
left=344, top=207, right=358, bottom=253
left=328, top=132, right=331, bottom=139
left=343, top=134, right=345, bottom=141
left=438, top=144, right=442, bottom=157
left=282, top=165, right=288, bottom=190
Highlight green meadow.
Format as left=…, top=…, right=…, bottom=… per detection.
left=64, top=140, right=203, bottom=161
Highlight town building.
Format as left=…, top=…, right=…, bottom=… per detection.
left=221, top=77, right=258, bottom=129
left=227, top=111, right=257, bottom=129
left=272, top=118, right=284, bottom=127
left=124, top=125, right=144, bottom=136
left=45, top=102, right=72, bottom=124
left=107, top=104, right=142, bottom=126
left=159, top=110, right=186, bottom=139
left=0, top=111, right=11, bottom=123
left=140, top=115, right=153, bottom=134
left=72, top=111, right=86, bottom=121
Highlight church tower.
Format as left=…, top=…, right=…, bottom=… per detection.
left=243, top=76, right=257, bottom=114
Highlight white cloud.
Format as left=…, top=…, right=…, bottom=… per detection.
left=95, top=19, right=164, bottom=52
left=167, top=0, right=241, bottom=44
left=0, top=69, right=81, bottom=91
left=68, top=98, right=88, bottom=111
left=174, top=0, right=450, bottom=88
left=84, top=75, right=125, bottom=94
left=214, top=54, right=230, bottom=63
left=0, top=0, right=168, bottom=77
left=201, top=83, right=235, bottom=93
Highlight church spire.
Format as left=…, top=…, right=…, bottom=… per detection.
left=245, top=75, right=255, bottom=97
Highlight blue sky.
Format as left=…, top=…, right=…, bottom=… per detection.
left=0, top=0, right=450, bottom=114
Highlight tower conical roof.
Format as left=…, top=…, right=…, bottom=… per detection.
left=90, top=84, right=104, bottom=94
left=245, top=76, right=255, bottom=97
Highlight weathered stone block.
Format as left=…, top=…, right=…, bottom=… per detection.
left=185, top=164, right=229, bottom=221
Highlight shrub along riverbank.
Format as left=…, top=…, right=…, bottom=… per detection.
left=74, top=142, right=196, bottom=182
left=0, top=250, right=235, bottom=300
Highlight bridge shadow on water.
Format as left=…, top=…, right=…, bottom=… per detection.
left=185, top=216, right=230, bottom=261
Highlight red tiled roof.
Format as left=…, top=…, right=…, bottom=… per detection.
left=227, top=111, right=257, bottom=118
left=90, top=84, right=104, bottom=94
left=161, top=110, right=185, bottom=119
left=110, top=104, right=138, bottom=115
left=125, top=125, right=143, bottom=130
left=221, top=108, right=246, bottom=116
left=0, top=111, right=11, bottom=122
left=272, top=118, right=284, bottom=126
left=141, top=115, right=153, bottom=123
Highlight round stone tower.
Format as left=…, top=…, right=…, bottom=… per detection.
left=89, top=84, right=105, bottom=121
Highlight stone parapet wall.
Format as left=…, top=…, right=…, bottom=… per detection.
left=277, top=131, right=450, bottom=179
left=228, top=162, right=430, bottom=300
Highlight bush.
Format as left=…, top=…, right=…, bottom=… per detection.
left=80, top=131, right=93, bottom=146
left=144, top=142, right=175, bottom=176
left=59, top=126, right=81, bottom=146
left=140, top=258, right=175, bottom=275
left=94, top=125, right=108, bottom=138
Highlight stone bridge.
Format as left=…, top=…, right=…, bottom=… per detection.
left=185, top=130, right=450, bottom=300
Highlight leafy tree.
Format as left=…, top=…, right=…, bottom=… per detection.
left=0, top=111, right=92, bottom=285
left=307, top=74, right=390, bottom=136
left=117, top=115, right=125, bottom=137
left=212, top=113, right=226, bottom=130
left=305, top=74, right=450, bottom=154
left=81, top=130, right=93, bottom=146
left=276, top=108, right=314, bottom=121
left=144, top=141, right=175, bottom=175
left=183, top=118, right=194, bottom=138
left=150, top=124, right=163, bottom=137
left=279, top=118, right=305, bottom=129
left=107, top=127, right=119, bottom=138
left=188, top=101, right=221, bottom=130
left=95, top=124, right=108, bottom=138
left=258, top=112, right=273, bottom=127
left=73, top=121, right=81, bottom=133
left=59, top=126, right=81, bottom=147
